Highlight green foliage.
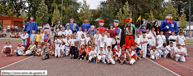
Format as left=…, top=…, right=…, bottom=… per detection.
left=19, top=6, right=28, bottom=24
left=179, top=11, right=187, bottom=29
left=52, top=5, right=61, bottom=25
left=35, top=0, right=49, bottom=25
left=115, top=1, right=132, bottom=28
left=147, top=10, right=155, bottom=23
left=79, top=0, right=92, bottom=23
left=163, top=2, right=178, bottom=21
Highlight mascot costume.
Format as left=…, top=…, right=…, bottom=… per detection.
left=160, top=14, right=179, bottom=45
left=43, top=22, right=52, bottom=35
left=24, top=16, right=38, bottom=50
left=65, top=18, right=79, bottom=33
left=113, top=20, right=122, bottom=44
left=120, top=18, right=136, bottom=47
left=152, top=20, right=160, bottom=35
left=138, top=19, right=151, bottom=33
left=97, top=19, right=107, bottom=34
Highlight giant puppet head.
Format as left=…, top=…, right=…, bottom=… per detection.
left=30, top=16, right=34, bottom=22
left=98, top=19, right=105, bottom=29
left=121, top=18, right=132, bottom=27
left=114, top=20, right=119, bottom=30
left=165, top=14, right=173, bottom=20
left=70, top=18, right=74, bottom=24
left=43, top=22, right=51, bottom=35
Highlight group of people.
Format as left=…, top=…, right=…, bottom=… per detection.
left=1, top=14, right=189, bottom=65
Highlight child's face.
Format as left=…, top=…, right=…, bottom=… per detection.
left=32, top=30, right=35, bottom=34
left=100, top=47, right=103, bottom=51
left=107, top=47, right=111, bottom=51
left=81, top=35, right=84, bottom=38
left=172, top=32, right=175, bottom=35
left=37, top=31, right=40, bottom=34
left=67, top=26, right=70, bottom=29
left=32, top=42, right=35, bottom=45
left=135, top=45, right=138, bottom=48
left=170, top=43, right=173, bottom=47
left=85, top=29, right=87, bottom=32
left=153, top=49, right=156, bottom=52
left=79, top=28, right=82, bottom=31
left=143, top=34, right=146, bottom=38
left=91, top=47, right=95, bottom=50
left=96, top=30, right=99, bottom=34
left=87, top=34, right=89, bottom=37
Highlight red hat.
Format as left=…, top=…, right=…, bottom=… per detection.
left=98, top=19, right=105, bottom=23
left=121, top=48, right=125, bottom=51
left=126, top=46, right=130, bottom=49
left=117, top=43, right=120, bottom=45
left=18, top=43, right=22, bottom=47
left=113, top=48, right=116, bottom=50
left=122, top=44, right=126, bottom=47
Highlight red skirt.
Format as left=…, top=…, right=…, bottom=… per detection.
left=125, top=35, right=135, bottom=47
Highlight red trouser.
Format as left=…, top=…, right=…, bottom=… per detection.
left=25, top=38, right=30, bottom=51
left=125, top=35, right=135, bottom=47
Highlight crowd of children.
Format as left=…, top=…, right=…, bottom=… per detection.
left=1, top=25, right=189, bottom=65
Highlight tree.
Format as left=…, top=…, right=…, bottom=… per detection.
left=115, top=1, right=132, bottom=28
left=35, top=0, right=49, bottom=25
left=147, top=10, right=155, bottom=23
left=163, top=1, right=178, bottom=21
left=19, top=6, right=28, bottom=25
left=51, top=5, right=61, bottom=25
left=79, top=0, right=92, bottom=23
left=179, top=11, right=187, bottom=29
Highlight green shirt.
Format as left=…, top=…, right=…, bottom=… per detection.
left=42, top=46, right=52, bottom=53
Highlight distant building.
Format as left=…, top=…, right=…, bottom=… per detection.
left=0, top=16, right=23, bottom=28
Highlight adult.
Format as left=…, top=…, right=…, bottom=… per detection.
left=65, top=18, right=79, bottom=33
left=107, top=24, right=117, bottom=49
left=81, top=18, right=90, bottom=32
left=11, top=25, right=15, bottom=32
left=54, top=21, right=62, bottom=33
left=24, top=16, right=38, bottom=37
left=41, top=43, right=52, bottom=60
left=88, top=25, right=96, bottom=37
left=160, top=14, right=179, bottom=45
left=15, top=26, right=18, bottom=32
left=97, top=19, right=106, bottom=34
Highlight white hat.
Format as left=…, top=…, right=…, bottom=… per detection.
left=181, top=43, right=185, bottom=46
left=100, top=45, right=104, bottom=48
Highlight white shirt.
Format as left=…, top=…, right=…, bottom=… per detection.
left=168, top=35, right=177, bottom=41
left=98, top=35, right=105, bottom=46
left=150, top=50, right=159, bottom=55
left=20, top=33, right=29, bottom=39
left=89, top=50, right=97, bottom=56
left=58, top=31, right=65, bottom=36
left=114, top=46, right=121, bottom=55
left=97, top=50, right=106, bottom=56
left=85, top=37, right=91, bottom=45
left=157, top=45, right=170, bottom=51
left=167, top=45, right=175, bottom=52
left=174, top=48, right=186, bottom=53
left=4, top=45, right=12, bottom=48
left=140, top=37, right=148, bottom=45
left=156, top=35, right=166, bottom=45
left=7, top=26, right=10, bottom=29
left=104, top=37, right=112, bottom=46
left=40, top=33, right=44, bottom=42
left=120, top=53, right=126, bottom=58
left=94, top=34, right=101, bottom=44
left=177, top=35, right=186, bottom=44
left=54, top=39, right=62, bottom=49
left=65, top=29, right=72, bottom=36
left=37, top=48, right=42, bottom=53
left=76, top=31, right=84, bottom=40
left=135, top=37, right=141, bottom=44
left=64, top=38, right=71, bottom=47
left=106, top=50, right=113, bottom=58
left=70, top=39, right=76, bottom=46
left=80, top=38, right=85, bottom=46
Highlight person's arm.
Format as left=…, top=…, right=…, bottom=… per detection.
left=106, top=55, right=110, bottom=61
left=79, top=40, right=81, bottom=48
left=184, top=40, right=186, bottom=46
left=156, top=39, right=158, bottom=45
left=1, top=48, right=4, bottom=54
left=150, top=54, right=152, bottom=58
left=127, top=52, right=131, bottom=58
left=69, top=42, right=71, bottom=48
left=160, top=21, right=168, bottom=31
left=84, top=39, right=86, bottom=45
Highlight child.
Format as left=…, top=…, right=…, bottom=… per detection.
left=78, top=45, right=87, bottom=60
left=174, top=44, right=186, bottom=62
left=64, top=35, right=71, bottom=56
left=76, top=27, right=83, bottom=40
left=106, top=46, right=115, bottom=64
left=127, top=46, right=137, bottom=65
left=85, top=33, right=91, bottom=46
left=69, top=35, right=79, bottom=59
left=51, top=43, right=55, bottom=56
left=104, top=33, right=113, bottom=48
left=1, top=41, right=12, bottom=56
left=84, top=28, right=88, bottom=37
left=118, top=48, right=128, bottom=65
left=181, top=44, right=189, bottom=57
left=58, top=27, right=65, bottom=36
left=30, top=30, right=36, bottom=42
left=41, top=43, right=52, bottom=60
left=20, top=30, right=29, bottom=47
left=156, top=31, right=166, bottom=46
left=60, top=35, right=66, bottom=56
left=94, top=29, right=101, bottom=51
left=98, top=32, right=105, bottom=49
left=14, top=43, right=24, bottom=56
left=157, top=43, right=173, bottom=58
left=36, top=45, right=42, bottom=56
left=135, top=33, right=141, bottom=48
left=96, top=45, right=106, bottom=64
left=79, top=34, right=86, bottom=48
left=167, top=42, right=175, bottom=58
left=147, top=44, right=152, bottom=57
left=36, top=31, right=41, bottom=46
left=40, top=29, right=45, bottom=46
left=140, top=33, right=148, bottom=58
left=54, top=36, right=62, bottom=58
left=134, top=43, right=143, bottom=60
left=65, top=25, right=72, bottom=37
left=10, top=32, right=15, bottom=38
left=24, top=41, right=36, bottom=56
left=168, top=31, right=177, bottom=47
left=87, top=46, right=97, bottom=63
left=177, top=31, right=186, bottom=46
left=150, top=46, right=160, bottom=60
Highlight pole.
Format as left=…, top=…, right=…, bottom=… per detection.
left=61, top=0, right=63, bottom=25
left=189, top=0, right=191, bottom=38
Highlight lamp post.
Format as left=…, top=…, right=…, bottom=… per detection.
left=61, top=0, right=63, bottom=25
left=189, top=0, right=191, bottom=38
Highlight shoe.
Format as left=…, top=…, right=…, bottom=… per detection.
left=5, top=55, right=7, bottom=57
left=121, top=63, right=123, bottom=65
left=103, top=61, right=106, bottom=64
left=15, top=54, right=18, bottom=56
left=80, top=58, right=82, bottom=60
left=61, top=55, right=63, bottom=58
left=138, top=57, right=142, bottom=60
left=164, top=56, right=166, bottom=58
left=93, top=60, right=95, bottom=63
left=72, top=55, right=74, bottom=57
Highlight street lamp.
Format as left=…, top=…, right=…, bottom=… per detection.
left=61, top=0, right=63, bottom=25
left=189, top=0, right=191, bottom=38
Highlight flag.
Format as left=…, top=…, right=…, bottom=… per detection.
left=136, top=15, right=141, bottom=22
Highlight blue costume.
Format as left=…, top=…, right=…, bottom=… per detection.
left=160, top=14, right=179, bottom=45
left=24, top=22, right=38, bottom=37
left=65, top=23, right=79, bottom=33
left=81, top=23, right=91, bottom=32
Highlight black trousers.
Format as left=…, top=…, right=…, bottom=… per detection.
left=70, top=46, right=79, bottom=59
left=79, top=52, right=86, bottom=60
left=164, top=34, right=171, bottom=45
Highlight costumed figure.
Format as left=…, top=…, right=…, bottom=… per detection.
left=65, top=18, right=79, bottom=33
left=152, top=20, right=160, bottom=35
left=81, top=18, right=91, bottom=32
left=107, top=24, right=117, bottom=49
left=120, top=18, right=136, bottom=47
left=138, top=19, right=151, bottom=33
left=113, top=19, right=122, bottom=44
left=97, top=19, right=107, bottom=34
left=24, top=16, right=38, bottom=50
left=54, top=21, right=63, bottom=33
left=160, top=14, right=179, bottom=45
left=43, top=22, right=52, bottom=35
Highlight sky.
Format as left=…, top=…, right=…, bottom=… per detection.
left=77, top=0, right=169, bottom=9
left=77, top=0, right=106, bottom=9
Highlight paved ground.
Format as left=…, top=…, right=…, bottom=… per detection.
left=0, top=40, right=193, bottom=76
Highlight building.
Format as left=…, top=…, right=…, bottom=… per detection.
left=0, top=16, right=23, bottom=28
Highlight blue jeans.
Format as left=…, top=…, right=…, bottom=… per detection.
left=21, top=39, right=27, bottom=46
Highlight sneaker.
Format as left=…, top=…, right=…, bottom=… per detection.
left=103, top=61, right=106, bottom=64
left=5, top=55, right=7, bottom=57
left=61, top=55, right=63, bottom=58
left=138, top=57, right=142, bottom=60
left=93, top=60, right=96, bottom=63
left=72, top=55, right=74, bottom=57
left=80, top=58, right=82, bottom=60
left=121, top=62, right=123, bottom=65
left=164, top=56, right=166, bottom=58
